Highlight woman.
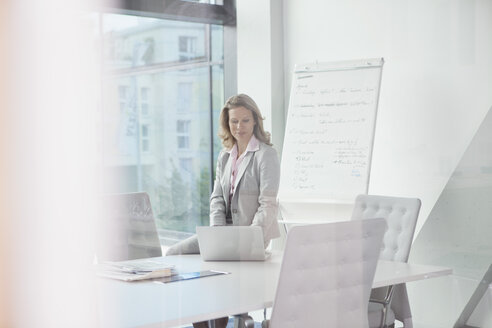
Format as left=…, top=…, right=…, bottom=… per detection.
left=209, top=94, right=280, bottom=245
left=167, top=94, right=280, bottom=328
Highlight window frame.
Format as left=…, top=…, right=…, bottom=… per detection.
left=98, top=0, right=237, bottom=239
left=100, top=0, right=237, bottom=102
left=102, top=0, right=236, bottom=26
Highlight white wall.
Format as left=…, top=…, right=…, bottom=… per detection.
left=236, top=0, right=285, bottom=151
left=282, top=0, right=492, bottom=237
left=280, top=3, right=492, bottom=323
left=237, top=0, right=492, bottom=326
left=238, top=0, right=492, bottom=234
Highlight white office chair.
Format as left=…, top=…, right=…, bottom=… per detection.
left=351, top=194, right=421, bottom=328
left=97, top=192, right=162, bottom=261
left=262, top=218, right=386, bottom=328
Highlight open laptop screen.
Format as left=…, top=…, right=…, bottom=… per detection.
left=196, top=226, right=267, bottom=261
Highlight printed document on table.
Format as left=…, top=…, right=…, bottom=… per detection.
left=97, top=257, right=176, bottom=282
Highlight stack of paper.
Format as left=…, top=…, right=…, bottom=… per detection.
left=97, top=257, right=176, bottom=282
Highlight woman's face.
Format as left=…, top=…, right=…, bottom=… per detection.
left=228, top=106, right=256, bottom=144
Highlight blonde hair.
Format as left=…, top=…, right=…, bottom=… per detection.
left=218, top=94, right=272, bottom=149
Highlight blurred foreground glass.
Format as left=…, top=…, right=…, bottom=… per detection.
left=99, top=13, right=224, bottom=244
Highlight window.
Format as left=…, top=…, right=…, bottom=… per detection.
left=142, top=139, right=150, bottom=152
left=177, top=120, right=190, bottom=133
left=98, top=3, right=231, bottom=239
left=141, top=87, right=149, bottom=101
left=177, top=120, right=191, bottom=149
left=179, top=36, right=197, bottom=61
left=177, top=83, right=192, bottom=113
left=140, top=87, right=150, bottom=116
left=141, top=124, right=149, bottom=137
left=177, top=136, right=190, bottom=149
left=141, top=124, right=150, bottom=152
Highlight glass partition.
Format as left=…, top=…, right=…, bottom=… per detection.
left=410, top=107, right=492, bottom=327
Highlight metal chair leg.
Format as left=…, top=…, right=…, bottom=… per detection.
left=233, top=313, right=255, bottom=328
left=370, top=285, right=395, bottom=328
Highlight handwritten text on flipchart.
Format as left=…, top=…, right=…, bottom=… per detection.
left=282, top=68, right=379, bottom=194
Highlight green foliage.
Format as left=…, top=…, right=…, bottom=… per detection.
left=198, top=167, right=211, bottom=226
left=151, top=159, right=212, bottom=232
left=155, top=160, right=191, bottom=232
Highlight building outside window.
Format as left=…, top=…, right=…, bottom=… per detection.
left=177, top=136, right=190, bottom=149
left=177, top=120, right=191, bottom=150
left=96, top=5, right=231, bottom=244
left=140, top=87, right=150, bottom=116
left=141, top=124, right=150, bottom=152
left=177, top=82, right=193, bottom=113
left=179, top=36, right=198, bottom=61
left=118, top=85, right=127, bottom=113
left=177, top=120, right=190, bottom=133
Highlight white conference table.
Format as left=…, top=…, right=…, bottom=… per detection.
left=97, top=252, right=452, bottom=328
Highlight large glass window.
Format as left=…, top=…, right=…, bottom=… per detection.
left=99, top=13, right=225, bottom=245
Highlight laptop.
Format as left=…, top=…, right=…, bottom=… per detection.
left=196, top=226, right=269, bottom=261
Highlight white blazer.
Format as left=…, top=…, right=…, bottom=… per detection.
left=210, top=142, right=281, bottom=246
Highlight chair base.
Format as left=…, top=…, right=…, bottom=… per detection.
left=233, top=314, right=255, bottom=328
left=368, top=301, right=396, bottom=328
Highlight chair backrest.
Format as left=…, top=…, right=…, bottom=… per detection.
left=97, top=192, right=162, bottom=262
left=269, top=219, right=386, bottom=328
left=351, top=194, right=421, bottom=262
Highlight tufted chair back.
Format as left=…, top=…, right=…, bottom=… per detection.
left=351, top=194, right=421, bottom=328
left=351, top=194, right=421, bottom=262
left=268, top=219, right=386, bottom=328
left=97, top=192, right=162, bottom=262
